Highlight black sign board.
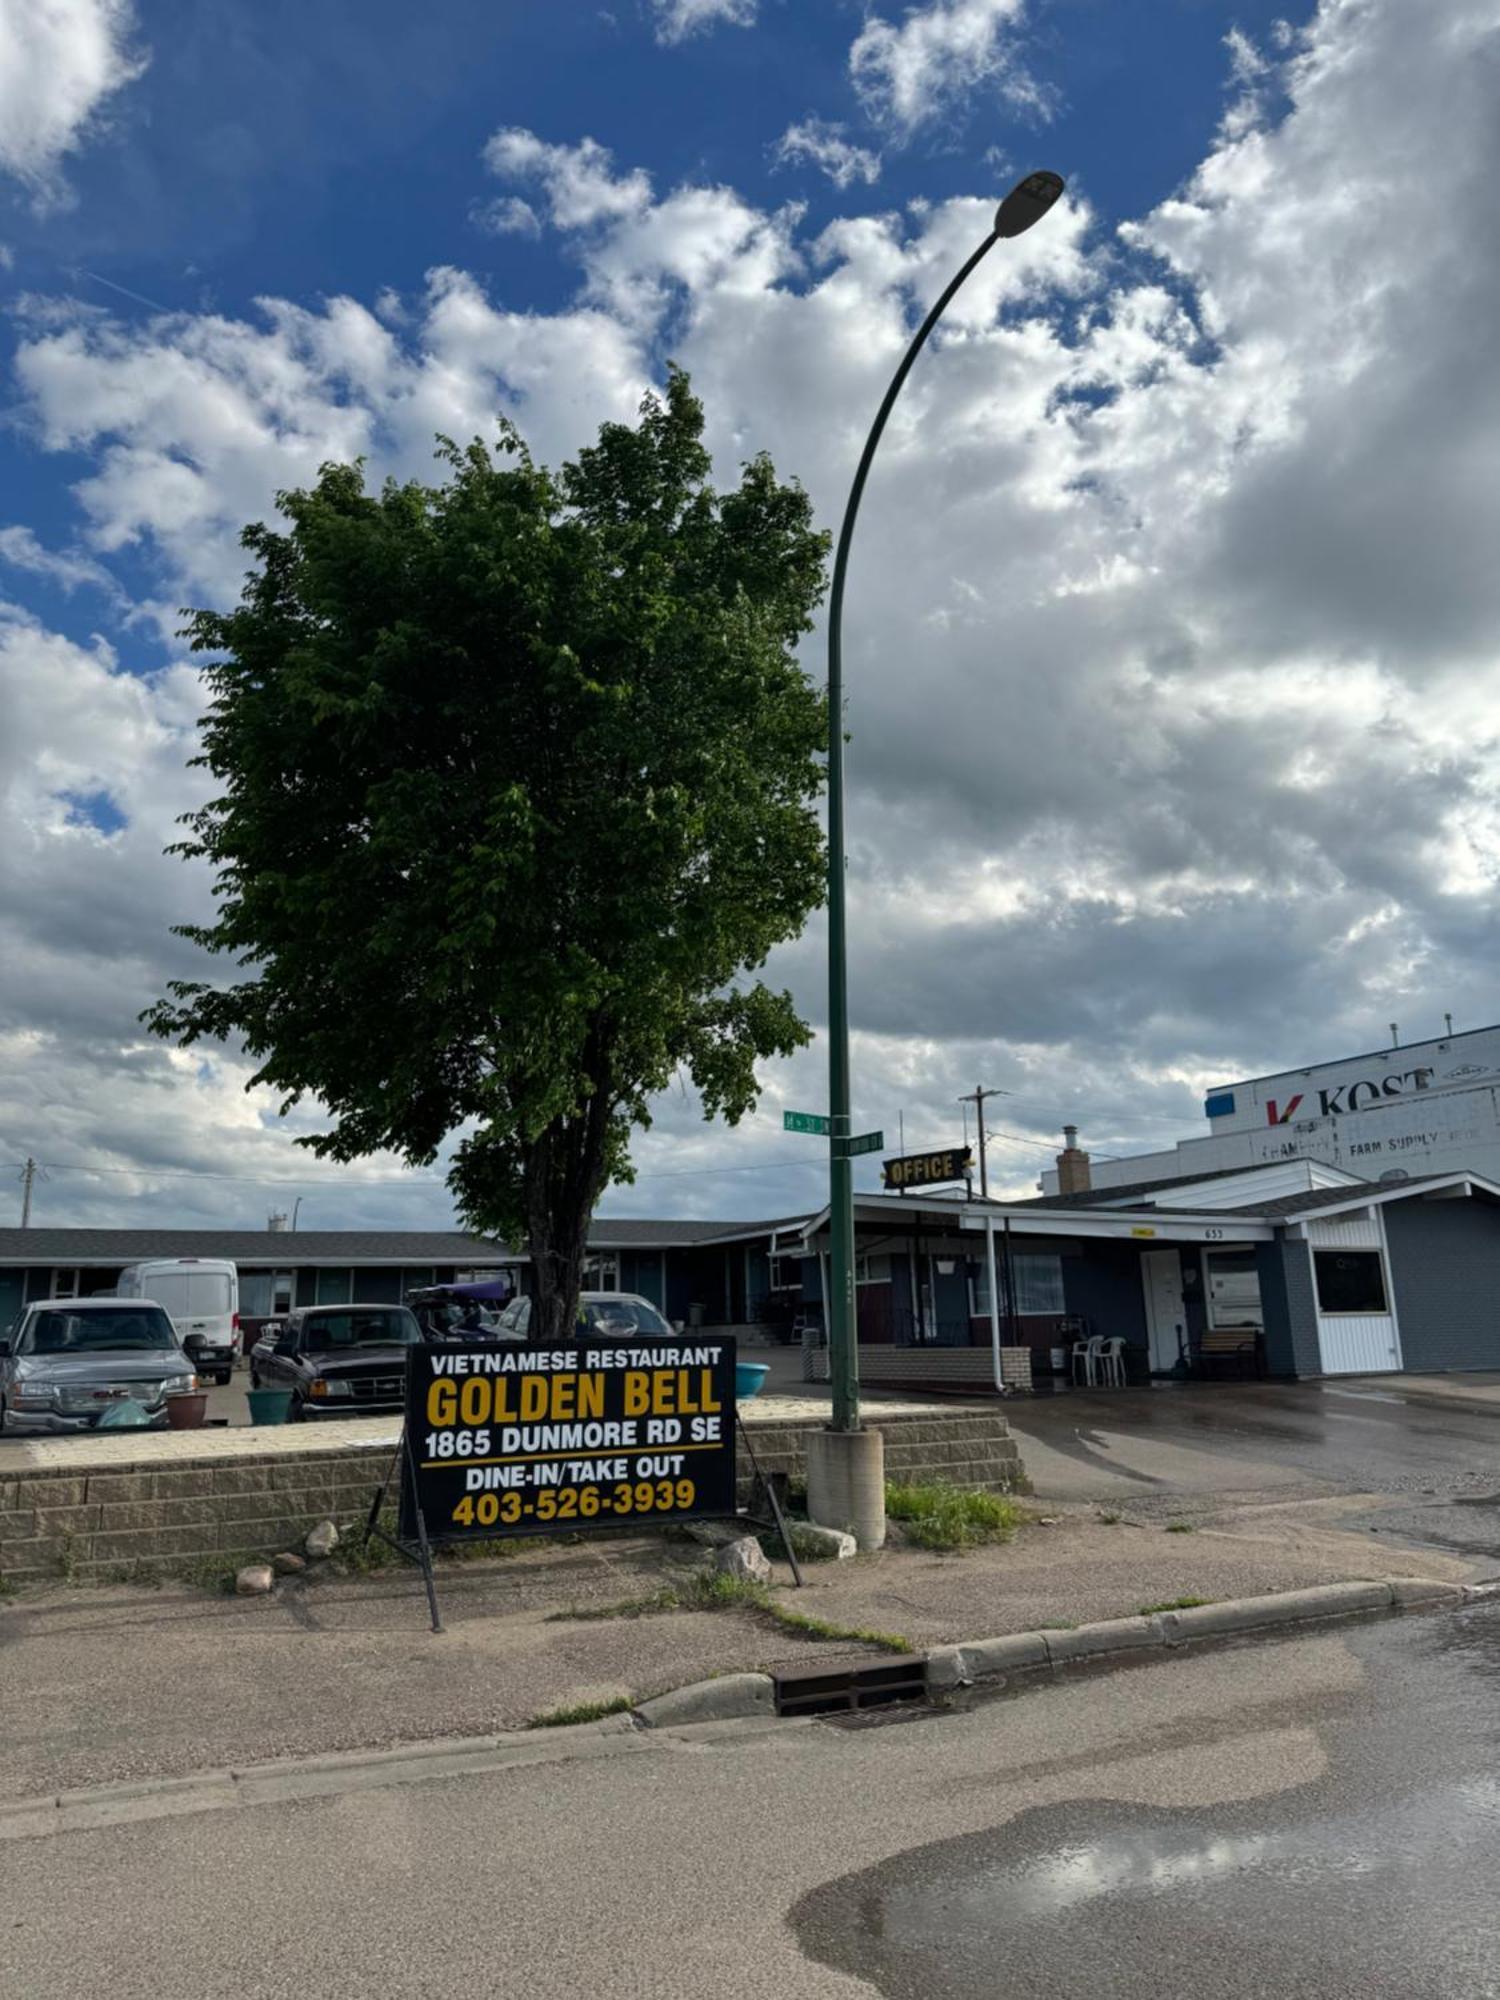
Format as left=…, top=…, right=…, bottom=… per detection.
left=881, top=1145, right=974, bottom=1191
left=399, top=1337, right=739, bottom=1546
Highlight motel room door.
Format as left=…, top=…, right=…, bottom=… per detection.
left=1141, top=1248, right=1188, bottom=1374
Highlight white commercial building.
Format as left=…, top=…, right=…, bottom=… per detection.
left=1043, top=1023, right=1500, bottom=1196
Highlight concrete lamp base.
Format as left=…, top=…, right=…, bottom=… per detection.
left=806, top=1426, right=886, bottom=1552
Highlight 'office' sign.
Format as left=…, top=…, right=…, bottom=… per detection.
left=881, top=1146, right=974, bottom=1191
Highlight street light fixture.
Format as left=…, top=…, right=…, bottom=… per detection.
left=822, top=170, right=1066, bottom=1448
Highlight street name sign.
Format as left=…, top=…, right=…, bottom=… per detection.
left=784, top=1110, right=831, bottom=1135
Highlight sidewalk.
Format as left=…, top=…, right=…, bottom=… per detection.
left=0, top=1491, right=1477, bottom=1805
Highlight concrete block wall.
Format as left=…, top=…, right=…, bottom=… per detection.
left=736, top=1409, right=1026, bottom=1504
left=1, top=1407, right=1028, bottom=1585
left=857, top=1346, right=1034, bottom=1394
left=0, top=1446, right=393, bottom=1584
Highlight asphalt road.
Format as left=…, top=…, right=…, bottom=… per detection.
left=6, top=1602, right=1500, bottom=1998
left=1005, top=1377, right=1500, bottom=1507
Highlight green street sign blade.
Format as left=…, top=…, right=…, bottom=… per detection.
left=846, top=1130, right=884, bottom=1157
left=784, top=1109, right=832, bottom=1136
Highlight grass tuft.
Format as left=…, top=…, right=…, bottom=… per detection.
left=1164, top=1521, right=1196, bottom=1534
left=885, top=1481, right=1025, bottom=1552
left=526, top=1696, right=634, bottom=1730
left=1138, top=1595, right=1211, bottom=1615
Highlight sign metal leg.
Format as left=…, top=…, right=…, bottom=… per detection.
left=737, top=1413, right=804, bottom=1587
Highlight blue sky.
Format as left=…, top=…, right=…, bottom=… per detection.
left=4, top=0, right=1500, bottom=1233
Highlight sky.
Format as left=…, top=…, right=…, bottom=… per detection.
left=3, top=0, right=1500, bottom=1235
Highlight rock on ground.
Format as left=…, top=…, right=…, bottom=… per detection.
left=715, top=1536, right=772, bottom=1586
left=235, top=1564, right=274, bottom=1596
left=304, top=1521, right=339, bottom=1560
left=788, top=1523, right=857, bottom=1561
left=272, top=1552, right=307, bottom=1575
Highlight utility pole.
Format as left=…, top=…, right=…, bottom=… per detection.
left=19, top=1156, right=39, bottom=1228
left=957, top=1087, right=1008, bottom=1198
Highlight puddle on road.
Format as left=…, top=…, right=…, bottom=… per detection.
left=792, top=1727, right=1500, bottom=1997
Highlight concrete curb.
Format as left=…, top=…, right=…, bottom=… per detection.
left=936, top=1576, right=1472, bottom=1693
left=651, top=1575, right=1479, bottom=1719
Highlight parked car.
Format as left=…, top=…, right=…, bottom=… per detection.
left=114, top=1257, right=239, bottom=1385
left=248, top=1303, right=424, bottom=1419
left=493, top=1292, right=679, bottom=1341
left=0, top=1298, right=198, bottom=1436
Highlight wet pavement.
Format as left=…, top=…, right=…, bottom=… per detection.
left=792, top=1599, right=1500, bottom=1999
left=1007, top=1377, right=1500, bottom=1509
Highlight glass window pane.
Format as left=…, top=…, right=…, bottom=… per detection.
left=315, top=1268, right=353, bottom=1305
left=1314, top=1251, right=1387, bottom=1314
left=1012, top=1254, right=1065, bottom=1315
left=240, top=1272, right=273, bottom=1318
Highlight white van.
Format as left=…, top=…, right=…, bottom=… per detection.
left=114, top=1259, right=240, bottom=1384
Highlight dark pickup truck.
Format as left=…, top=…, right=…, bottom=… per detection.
left=248, top=1304, right=423, bottom=1420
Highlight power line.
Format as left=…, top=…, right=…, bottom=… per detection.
left=7, top=1158, right=447, bottom=1190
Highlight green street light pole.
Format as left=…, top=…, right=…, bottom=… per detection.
left=824, top=170, right=1066, bottom=1435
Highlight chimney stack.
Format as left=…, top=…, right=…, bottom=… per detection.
left=1056, top=1125, right=1091, bottom=1197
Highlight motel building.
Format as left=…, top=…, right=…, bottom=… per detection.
left=7, top=1120, right=1500, bottom=1391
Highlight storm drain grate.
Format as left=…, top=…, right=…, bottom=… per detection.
left=771, top=1655, right=929, bottom=1718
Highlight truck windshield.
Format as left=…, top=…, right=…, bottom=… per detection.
left=22, top=1308, right=178, bottom=1354
left=302, top=1311, right=421, bottom=1350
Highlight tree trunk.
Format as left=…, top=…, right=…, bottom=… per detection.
left=524, top=1037, right=615, bottom=1343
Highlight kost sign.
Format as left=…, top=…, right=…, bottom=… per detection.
left=1266, top=1067, right=1434, bottom=1125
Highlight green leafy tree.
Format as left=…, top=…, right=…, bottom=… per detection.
left=148, top=373, right=829, bottom=1339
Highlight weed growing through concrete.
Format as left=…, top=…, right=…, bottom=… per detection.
left=548, top=1570, right=914, bottom=1653
left=1138, top=1595, right=1211, bottom=1615
left=1098, top=1511, right=1122, bottom=1525
left=885, top=1482, right=1025, bottom=1552
left=1164, top=1521, right=1196, bottom=1534
left=526, top=1696, right=634, bottom=1730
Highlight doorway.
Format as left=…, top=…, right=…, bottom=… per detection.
left=1141, top=1248, right=1188, bottom=1375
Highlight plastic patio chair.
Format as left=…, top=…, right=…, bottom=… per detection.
left=1070, top=1336, right=1102, bottom=1387
left=1097, top=1336, right=1127, bottom=1388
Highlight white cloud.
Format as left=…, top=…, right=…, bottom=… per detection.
left=10, top=0, right=1500, bottom=1219
left=651, top=0, right=756, bottom=45
left=0, top=0, right=148, bottom=204
left=850, top=0, right=1047, bottom=136
left=482, top=128, right=651, bottom=229
left=0, top=524, right=120, bottom=597
left=773, top=119, right=882, bottom=190
left=473, top=194, right=542, bottom=238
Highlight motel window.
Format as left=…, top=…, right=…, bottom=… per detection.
left=768, top=1254, right=799, bottom=1292
left=1206, top=1252, right=1264, bottom=1330
left=50, top=1268, right=80, bottom=1300
left=971, top=1251, right=1065, bottom=1317
left=242, top=1270, right=296, bottom=1318
left=856, top=1253, right=889, bottom=1286
left=583, top=1255, right=620, bottom=1292
left=315, top=1267, right=353, bottom=1306
left=1314, top=1251, right=1387, bottom=1315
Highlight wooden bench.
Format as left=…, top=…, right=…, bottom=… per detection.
left=1197, top=1327, right=1262, bottom=1379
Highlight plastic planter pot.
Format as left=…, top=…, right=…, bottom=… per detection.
left=165, top=1391, right=209, bottom=1430
left=246, top=1387, right=295, bottom=1426
left=735, top=1361, right=769, bottom=1401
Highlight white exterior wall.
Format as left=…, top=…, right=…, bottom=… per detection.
left=1206, top=1024, right=1500, bottom=1136
left=1046, top=1081, right=1500, bottom=1196
left=1304, top=1211, right=1401, bottom=1375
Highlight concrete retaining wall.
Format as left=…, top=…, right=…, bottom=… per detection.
left=0, top=1404, right=1025, bottom=1584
